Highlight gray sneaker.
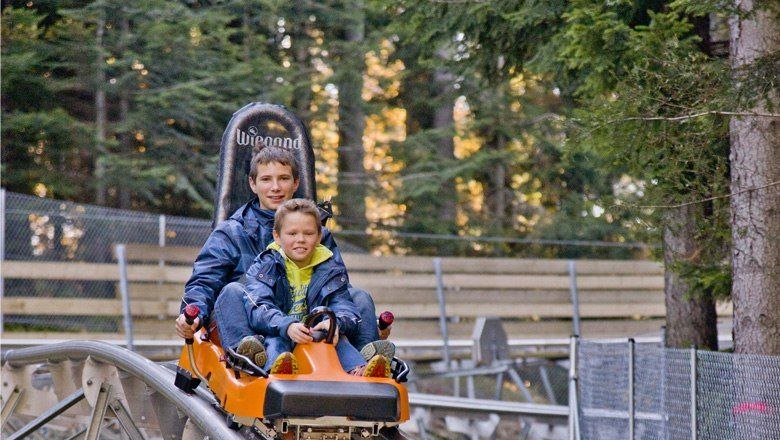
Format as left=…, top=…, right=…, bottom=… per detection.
left=237, top=335, right=267, bottom=367
left=360, top=340, right=396, bottom=362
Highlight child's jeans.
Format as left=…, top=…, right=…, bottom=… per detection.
left=214, top=282, right=366, bottom=372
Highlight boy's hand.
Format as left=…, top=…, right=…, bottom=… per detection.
left=175, top=313, right=199, bottom=339
left=379, top=325, right=392, bottom=340
left=312, top=320, right=339, bottom=344
left=287, top=322, right=313, bottom=344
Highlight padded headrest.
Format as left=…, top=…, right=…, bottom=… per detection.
left=213, top=103, right=316, bottom=226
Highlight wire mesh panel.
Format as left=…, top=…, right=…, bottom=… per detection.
left=634, top=343, right=671, bottom=439
left=3, top=192, right=210, bottom=334
left=661, top=348, right=694, bottom=439
left=698, top=350, right=780, bottom=440
left=578, top=340, right=780, bottom=440
left=578, top=341, right=631, bottom=438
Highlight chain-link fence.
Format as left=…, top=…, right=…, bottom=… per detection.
left=577, top=339, right=780, bottom=440
left=2, top=190, right=211, bottom=333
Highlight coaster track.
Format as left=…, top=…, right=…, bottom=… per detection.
left=2, top=340, right=570, bottom=439
left=2, top=340, right=244, bottom=440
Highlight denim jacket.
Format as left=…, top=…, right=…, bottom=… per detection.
left=243, top=248, right=359, bottom=341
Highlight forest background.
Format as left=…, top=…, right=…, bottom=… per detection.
left=1, top=0, right=777, bottom=355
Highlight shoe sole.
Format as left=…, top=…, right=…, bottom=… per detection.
left=360, top=340, right=396, bottom=361
left=237, top=336, right=267, bottom=367
left=364, top=355, right=391, bottom=378
left=270, top=353, right=299, bottom=374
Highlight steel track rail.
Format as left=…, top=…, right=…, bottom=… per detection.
left=408, top=393, right=568, bottom=418
left=2, top=340, right=243, bottom=440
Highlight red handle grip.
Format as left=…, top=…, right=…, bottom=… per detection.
left=183, top=304, right=200, bottom=344
left=378, top=311, right=394, bottom=330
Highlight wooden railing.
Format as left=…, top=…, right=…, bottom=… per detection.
left=1, top=244, right=733, bottom=347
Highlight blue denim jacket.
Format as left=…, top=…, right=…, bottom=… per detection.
left=243, top=249, right=360, bottom=341
left=179, top=199, right=341, bottom=323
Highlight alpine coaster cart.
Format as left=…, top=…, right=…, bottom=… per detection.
left=173, top=103, right=411, bottom=440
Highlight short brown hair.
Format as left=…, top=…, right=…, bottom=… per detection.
left=274, top=198, right=322, bottom=235
left=249, top=143, right=300, bottom=180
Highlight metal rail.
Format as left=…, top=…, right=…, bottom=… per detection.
left=409, top=393, right=568, bottom=417
left=2, top=340, right=243, bottom=440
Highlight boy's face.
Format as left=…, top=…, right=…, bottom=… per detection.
left=249, top=161, right=299, bottom=210
left=273, top=212, right=322, bottom=267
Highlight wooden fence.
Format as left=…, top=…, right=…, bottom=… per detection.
left=2, top=244, right=733, bottom=347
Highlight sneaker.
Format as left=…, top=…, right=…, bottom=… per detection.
left=350, top=355, right=391, bottom=378
left=360, top=340, right=396, bottom=362
left=236, top=335, right=267, bottom=367
left=270, top=352, right=299, bottom=375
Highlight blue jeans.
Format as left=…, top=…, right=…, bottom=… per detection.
left=348, top=286, right=380, bottom=350
left=214, top=282, right=366, bottom=372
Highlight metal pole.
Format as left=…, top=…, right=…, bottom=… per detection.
left=158, top=215, right=166, bottom=268
left=628, top=338, right=635, bottom=440
left=568, top=335, right=580, bottom=440
left=158, top=215, right=166, bottom=247
left=115, top=244, right=134, bottom=351
left=568, top=260, right=581, bottom=337
left=433, top=257, right=451, bottom=365
left=690, top=346, right=697, bottom=440
left=539, top=364, right=558, bottom=404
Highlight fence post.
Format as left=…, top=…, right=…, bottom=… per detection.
left=158, top=215, right=166, bottom=247
left=690, top=346, right=697, bottom=440
left=628, top=338, right=635, bottom=440
left=114, top=244, right=134, bottom=351
left=568, top=334, right=581, bottom=440
left=158, top=215, right=167, bottom=270
left=568, top=260, right=581, bottom=337
left=433, top=257, right=451, bottom=366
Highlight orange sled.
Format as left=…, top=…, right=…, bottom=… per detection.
left=174, top=307, right=410, bottom=439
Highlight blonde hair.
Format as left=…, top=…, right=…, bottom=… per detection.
left=274, top=198, right=322, bottom=235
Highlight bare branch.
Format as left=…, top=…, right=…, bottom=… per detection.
left=622, top=181, right=780, bottom=210
left=610, top=110, right=780, bottom=124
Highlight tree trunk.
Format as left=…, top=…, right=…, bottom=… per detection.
left=663, top=205, right=718, bottom=350
left=728, top=0, right=780, bottom=355
left=94, top=12, right=107, bottom=206
left=336, top=2, right=368, bottom=249
left=433, top=70, right=457, bottom=226
left=118, top=12, right=131, bottom=209
left=492, top=150, right=507, bottom=227
left=291, top=0, right=311, bottom=117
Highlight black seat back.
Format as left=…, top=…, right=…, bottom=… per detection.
left=214, top=103, right=317, bottom=226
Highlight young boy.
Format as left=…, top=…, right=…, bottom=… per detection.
left=216, top=198, right=389, bottom=377
left=175, top=146, right=393, bottom=360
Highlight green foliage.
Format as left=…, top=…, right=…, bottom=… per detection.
left=1, top=0, right=290, bottom=216
left=672, top=260, right=732, bottom=301
left=3, top=0, right=755, bottom=270
left=1, top=109, right=93, bottom=198
left=371, top=0, right=643, bottom=257
left=557, top=4, right=733, bottom=297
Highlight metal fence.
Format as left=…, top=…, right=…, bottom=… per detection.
left=576, top=339, right=780, bottom=440
left=2, top=190, right=211, bottom=333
